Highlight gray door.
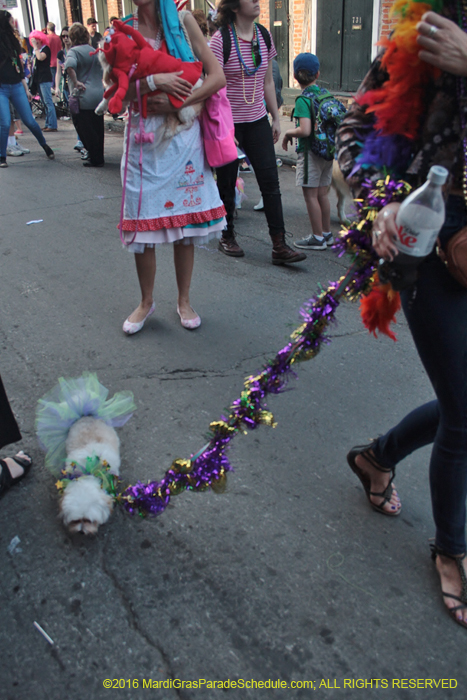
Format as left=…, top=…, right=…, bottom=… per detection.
left=269, top=0, right=289, bottom=86
left=94, top=0, right=109, bottom=34
left=316, top=0, right=373, bottom=92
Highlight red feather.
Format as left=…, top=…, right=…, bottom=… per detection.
left=360, top=275, right=401, bottom=342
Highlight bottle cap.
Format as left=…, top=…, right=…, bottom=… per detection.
left=428, top=165, right=448, bottom=185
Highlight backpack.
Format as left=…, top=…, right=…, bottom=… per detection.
left=293, top=86, right=347, bottom=162
left=220, top=23, right=271, bottom=65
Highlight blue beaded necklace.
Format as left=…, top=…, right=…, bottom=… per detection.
left=231, top=22, right=262, bottom=76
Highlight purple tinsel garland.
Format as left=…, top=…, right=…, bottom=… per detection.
left=119, top=176, right=410, bottom=518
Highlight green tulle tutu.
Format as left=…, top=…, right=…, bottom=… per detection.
left=36, top=373, right=136, bottom=474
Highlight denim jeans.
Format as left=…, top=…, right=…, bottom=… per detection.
left=372, top=195, right=467, bottom=555
left=0, top=81, right=46, bottom=158
left=215, top=116, right=285, bottom=237
left=39, top=81, right=57, bottom=129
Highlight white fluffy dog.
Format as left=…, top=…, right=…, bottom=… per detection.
left=61, top=417, right=121, bottom=535
left=36, top=373, right=135, bottom=536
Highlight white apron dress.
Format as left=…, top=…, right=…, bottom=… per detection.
left=120, top=95, right=226, bottom=252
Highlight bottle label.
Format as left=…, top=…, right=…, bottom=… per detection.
left=395, top=222, right=439, bottom=257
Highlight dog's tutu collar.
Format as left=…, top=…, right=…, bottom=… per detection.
left=36, top=373, right=136, bottom=473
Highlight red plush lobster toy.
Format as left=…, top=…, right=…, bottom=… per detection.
left=95, top=19, right=203, bottom=116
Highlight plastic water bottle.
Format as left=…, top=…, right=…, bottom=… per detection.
left=378, top=165, right=448, bottom=290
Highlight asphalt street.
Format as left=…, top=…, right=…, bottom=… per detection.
left=0, top=118, right=464, bottom=700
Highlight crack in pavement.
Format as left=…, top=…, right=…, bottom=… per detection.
left=115, top=353, right=277, bottom=382
left=4, top=557, right=67, bottom=674
left=99, top=532, right=189, bottom=700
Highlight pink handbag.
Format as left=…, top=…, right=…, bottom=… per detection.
left=200, top=87, right=238, bottom=168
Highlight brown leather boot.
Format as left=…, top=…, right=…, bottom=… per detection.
left=271, top=232, right=307, bottom=265
left=218, top=231, right=245, bottom=257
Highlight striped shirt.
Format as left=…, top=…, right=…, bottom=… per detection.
left=210, top=25, right=277, bottom=124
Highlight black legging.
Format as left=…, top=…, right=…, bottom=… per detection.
left=72, top=110, right=104, bottom=165
left=215, top=116, right=285, bottom=237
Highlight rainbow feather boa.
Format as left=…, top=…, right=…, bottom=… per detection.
left=356, top=0, right=441, bottom=173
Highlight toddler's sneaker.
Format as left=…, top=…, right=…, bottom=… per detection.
left=14, top=129, right=23, bottom=135
left=294, top=234, right=327, bottom=250
left=6, top=144, right=24, bottom=157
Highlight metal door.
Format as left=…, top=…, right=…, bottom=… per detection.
left=269, top=0, right=289, bottom=86
left=316, top=0, right=343, bottom=91
left=341, top=0, right=374, bottom=91
left=316, top=0, right=373, bottom=92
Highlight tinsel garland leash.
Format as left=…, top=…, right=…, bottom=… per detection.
left=118, top=0, right=462, bottom=517
left=58, top=0, right=435, bottom=512
left=56, top=0, right=430, bottom=511
left=118, top=176, right=410, bottom=518
left=47, top=0, right=457, bottom=513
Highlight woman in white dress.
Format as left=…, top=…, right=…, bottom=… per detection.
left=121, top=0, right=226, bottom=332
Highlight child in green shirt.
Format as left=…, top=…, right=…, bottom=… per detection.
left=282, top=53, right=333, bottom=250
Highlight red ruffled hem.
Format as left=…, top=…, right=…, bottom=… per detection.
left=120, top=205, right=226, bottom=232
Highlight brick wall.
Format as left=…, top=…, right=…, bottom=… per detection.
left=259, top=0, right=269, bottom=30
left=81, top=0, right=95, bottom=23
left=293, top=0, right=304, bottom=53
left=107, top=0, right=123, bottom=19
left=63, top=0, right=72, bottom=25
left=380, top=0, right=397, bottom=38
left=64, top=0, right=124, bottom=26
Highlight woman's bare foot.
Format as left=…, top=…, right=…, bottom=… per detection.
left=435, top=553, right=467, bottom=626
left=2, top=451, right=31, bottom=479
left=354, top=450, right=401, bottom=514
left=127, top=300, right=155, bottom=324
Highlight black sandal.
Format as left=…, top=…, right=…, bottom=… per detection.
left=347, top=443, right=401, bottom=516
left=431, top=545, right=467, bottom=629
left=0, top=453, right=32, bottom=499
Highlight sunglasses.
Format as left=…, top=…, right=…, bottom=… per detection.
left=252, top=36, right=261, bottom=67
left=61, top=33, right=69, bottom=38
